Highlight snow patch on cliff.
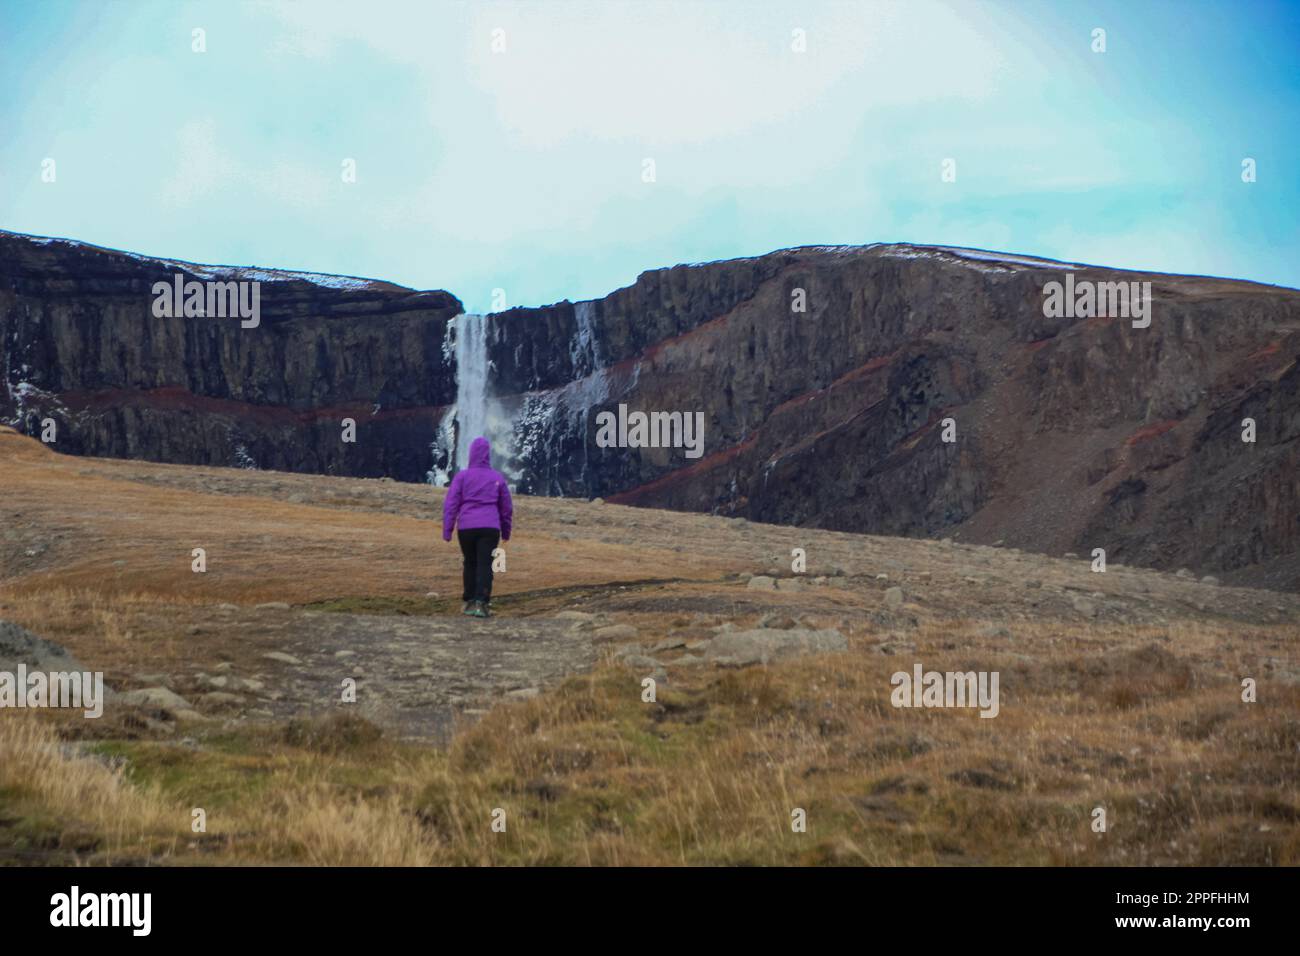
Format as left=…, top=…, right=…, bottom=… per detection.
left=10, top=232, right=390, bottom=291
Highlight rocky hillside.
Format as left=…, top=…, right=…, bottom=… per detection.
left=0, top=231, right=463, bottom=480
left=3, top=230, right=1298, bottom=588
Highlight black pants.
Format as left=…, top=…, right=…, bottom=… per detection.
left=458, top=528, right=500, bottom=604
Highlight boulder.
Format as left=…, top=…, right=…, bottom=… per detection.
left=0, top=619, right=87, bottom=673
left=705, top=628, right=847, bottom=666
left=119, top=687, right=194, bottom=714
left=593, top=624, right=638, bottom=642
left=262, top=651, right=303, bottom=665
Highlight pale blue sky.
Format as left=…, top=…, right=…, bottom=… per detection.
left=2, top=0, right=1297, bottom=310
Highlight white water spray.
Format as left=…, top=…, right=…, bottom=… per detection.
left=429, top=303, right=615, bottom=490
left=566, top=301, right=609, bottom=412
left=453, top=313, right=490, bottom=470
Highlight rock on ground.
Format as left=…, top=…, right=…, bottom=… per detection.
left=119, top=687, right=194, bottom=714
left=705, top=628, right=847, bottom=666
left=0, top=619, right=88, bottom=673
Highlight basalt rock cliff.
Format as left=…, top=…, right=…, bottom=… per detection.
left=3, top=230, right=1298, bottom=588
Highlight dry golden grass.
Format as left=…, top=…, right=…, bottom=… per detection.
left=4, top=620, right=1296, bottom=866
left=1, top=429, right=1297, bottom=866
left=0, top=716, right=181, bottom=863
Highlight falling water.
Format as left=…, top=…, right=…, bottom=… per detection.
left=567, top=301, right=611, bottom=491
left=430, top=304, right=612, bottom=489
left=453, top=313, right=490, bottom=470
left=567, top=301, right=609, bottom=411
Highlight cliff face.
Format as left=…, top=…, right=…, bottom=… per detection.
left=489, top=245, right=1300, bottom=589
left=1, top=233, right=463, bottom=480
left=4, top=231, right=1298, bottom=588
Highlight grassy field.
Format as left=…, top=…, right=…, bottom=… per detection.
left=1, top=427, right=1297, bottom=865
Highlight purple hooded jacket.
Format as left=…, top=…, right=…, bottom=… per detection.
left=442, top=436, right=513, bottom=542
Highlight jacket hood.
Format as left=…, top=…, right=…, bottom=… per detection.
left=468, top=436, right=492, bottom=468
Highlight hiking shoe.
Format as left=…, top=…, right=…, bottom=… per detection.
left=462, top=601, right=477, bottom=616
left=479, top=602, right=492, bottom=618
left=470, top=602, right=488, bottom=619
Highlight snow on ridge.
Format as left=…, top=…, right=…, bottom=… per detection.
left=127, top=257, right=390, bottom=291
left=6, top=230, right=395, bottom=292
left=870, top=244, right=1085, bottom=275
left=935, top=246, right=1083, bottom=269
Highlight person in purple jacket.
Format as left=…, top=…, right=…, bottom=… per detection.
left=442, top=436, right=513, bottom=618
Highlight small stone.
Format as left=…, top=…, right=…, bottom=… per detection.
left=262, top=651, right=302, bottom=665
left=200, top=692, right=245, bottom=706
left=651, top=638, right=687, bottom=652
left=119, top=687, right=194, bottom=714
left=1071, top=596, right=1098, bottom=617
left=555, top=611, right=595, bottom=622
left=884, top=587, right=905, bottom=609
left=705, top=628, right=847, bottom=666
left=593, top=624, right=639, bottom=642
left=746, top=575, right=777, bottom=591
left=255, top=602, right=291, bottom=612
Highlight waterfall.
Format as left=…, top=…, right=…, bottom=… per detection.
left=453, top=313, right=490, bottom=470
left=427, top=312, right=493, bottom=484
left=566, top=301, right=609, bottom=413
left=565, top=301, right=611, bottom=492
left=570, top=300, right=600, bottom=377
left=431, top=302, right=613, bottom=491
